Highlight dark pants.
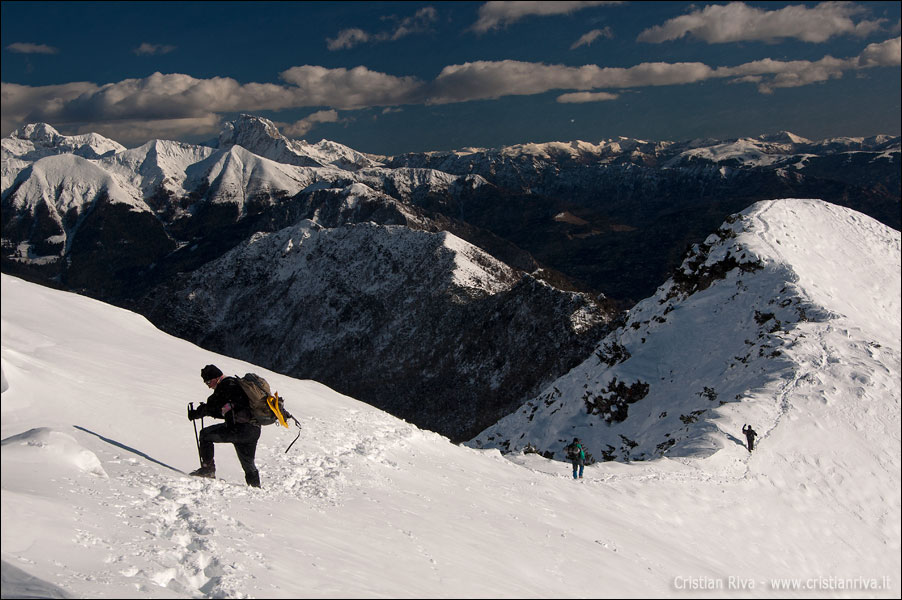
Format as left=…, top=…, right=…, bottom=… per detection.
left=746, top=436, right=755, bottom=451
left=199, top=422, right=261, bottom=485
left=571, top=459, right=584, bottom=479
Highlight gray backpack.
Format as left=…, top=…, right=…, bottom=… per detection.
left=236, top=373, right=290, bottom=427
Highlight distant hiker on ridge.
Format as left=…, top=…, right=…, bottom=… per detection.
left=742, top=424, right=757, bottom=452
left=188, top=364, right=262, bottom=487
left=565, top=438, right=587, bottom=479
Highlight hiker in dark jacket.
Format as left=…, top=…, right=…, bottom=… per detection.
left=188, top=364, right=262, bottom=487
left=742, top=424, right=757, bottom=452
left=565, top=438, right=587, bottom=479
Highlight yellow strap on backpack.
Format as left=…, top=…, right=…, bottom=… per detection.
left=267, top=392, right=289, bottom=428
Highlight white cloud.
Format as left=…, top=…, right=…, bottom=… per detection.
left=715, top=37, right=900, bottom=92
left=2, top=37, right=897, bottom=143
left=279, top=65, right=425, bottom=109
left=570, top=27, right=614, bottom=49
left=856, top=36, right=902, bottom=67
left=327, top=6, right=437, bottom=50
left=75, top=116, right=222, bottom=146
left=280, top=110, right=341, bottom=137
left=327, top=28, right=371, bottom=51
left=638, top=2, right=887, bottom=44
left=6, top=42, right=58, bottom=54
left=1, top=81, right=98, bottom=135
left=134, top=43, right=177, bottom=56
left=391, top=6, right=438, bottom=40
left=719, top=56, right=851, bottom=94
left=472, top=1, right=622, bottom=33
left=426, top=60, right=716, bottom=104
left=556, top=91, right=619, bottom=102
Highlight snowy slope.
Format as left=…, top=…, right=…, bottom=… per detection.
left=5, top=154, right=146, bottom=214
left=2, top=154, right=152, bottom=263
left=471, top=199, right=900, bottom=462
left=103, top=139, right=217, bottom=197
left=2, top=202, right=901, bottom=599
left=1, top=123, right=125, bottom=193
left=186, top=144, right=318, bottom=210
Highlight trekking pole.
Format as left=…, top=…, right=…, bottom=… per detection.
left=189, top=402, right=203, bottom=467
left=284, top=416, right=302, bottom=453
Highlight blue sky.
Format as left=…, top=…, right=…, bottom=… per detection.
left=2, top=1, right=900, bottom=154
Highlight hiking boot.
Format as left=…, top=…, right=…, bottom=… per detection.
left=245, top=470, right=261, bottom=488
left=190, top=464, right=215, bottom=479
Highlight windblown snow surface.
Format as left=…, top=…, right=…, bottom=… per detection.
left=1, top=199, right=900, bottom=599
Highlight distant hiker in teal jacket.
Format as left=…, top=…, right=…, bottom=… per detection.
left=565, top=438, right=587, bottom=479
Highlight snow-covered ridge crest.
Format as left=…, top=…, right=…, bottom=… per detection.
left=439, top=230, right=518, bottom=296
left=3, top=117, right=482, bottom=218
left=200, top=219, right=520, bottom=303
left=1, top=123, right=127, bottom=191
left=732, top=199, right=900, bottom=345
left=219, top=113, right=383, bottom=170
left=2, top=154, right=149, bottom=263
left=471, top=199, right=901, bottom=462
left=7, top=154, right=145, bottom=215
left=6, top=122, right=126, bottom=157
left=393, top=130, right=900, bottom=172
left=188, top=144, right=318, bottom=209
left=103, top=139, right=217, bottom=197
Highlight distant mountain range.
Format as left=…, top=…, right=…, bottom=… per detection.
left=386, top=130, right=900, bottom=302
left=2, top=116, right=898, bottom=441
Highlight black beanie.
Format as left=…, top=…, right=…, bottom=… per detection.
left=201, top=364, right=223, bottom=381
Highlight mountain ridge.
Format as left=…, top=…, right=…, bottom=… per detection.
left=2, top=115, right=899, bottom=441
left=140, top=219, right=611, bottom=441
left=470, top=198, right=900, bottom=459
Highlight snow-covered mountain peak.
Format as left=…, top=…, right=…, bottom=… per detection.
left=207, top=219, right=520, bottom=302
left=757, top=130, right=812, bottom=145
left=2, top=154, right=148, bottom=264
left=732, top=199, right=900, bottom=344
left=8, top=122, right=125, bottom=158
left=2, top=123, right=127, bottom=190
left=218, top=113, right=283, bottom=148
left=105, top=139, right=216, bottom=195
left=472, top=199, right=900, bottom=463
left=217, top=114, right=381, bottom=171
left=671, top=136, right=795, bottom=166
left=303, top=138, right=385, bottom=170
left=9, top=154, right=142, bottom=214
left=499, top=140, right=600, bottom=160
left=654, top=199, right=899, bottom=334
left=192, top=144, right=315, bottom=207
left=439, top=230, right=519, bottom=296
left=15, top=122, right=63, bottom=144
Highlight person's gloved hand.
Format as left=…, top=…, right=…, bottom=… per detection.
left=188, top=404, right=205, bottom=420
